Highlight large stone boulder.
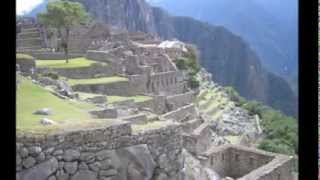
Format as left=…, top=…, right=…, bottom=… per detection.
left=17, top=158, right=58, bottom=180
left=95, top=144, right=156, bottom=180
left=56, top=80, right=74, bottom=98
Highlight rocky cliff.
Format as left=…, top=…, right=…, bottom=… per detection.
left=28, top=0, right=297, bottom=116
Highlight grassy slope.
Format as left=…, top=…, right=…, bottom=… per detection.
left=36, top=57, right=98, bottom=69
left=16, top=77, right=97, bottom=133
left=68, top=76, right=128, bottom=86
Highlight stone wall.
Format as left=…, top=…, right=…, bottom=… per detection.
left=166, top=91, right=195, bottom=111
left=37, top=64, right=115, bottom=79
left=147, top=71, right=184, bottom=95
left=228, top=146, right=274, bottom=178
left=161, top=104, right=197, bottom=122
left=16, top=122, right=183, bottom=180
left=202, top=145, right=294, bottom=179
left=127, top=74, right=148, bottom=94
left=16, top=57, right=36, bottom=76
left=86, top=50, right=117, bottom=63
left=71, top=80, right=145, bottom=96
left=121, top=114, right=147, bottom=124
left=136, top=95, right=167, bottom=114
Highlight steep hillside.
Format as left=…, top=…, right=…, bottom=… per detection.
left=25, top=0, right=297, bottom=116
left=148, top=0, right=298, bottom=94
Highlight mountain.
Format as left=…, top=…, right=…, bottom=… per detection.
left=148, top=0, right=298, bottom=95
left=24, top=0, right=297, bottom=116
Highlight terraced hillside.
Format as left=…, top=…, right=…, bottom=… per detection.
left=195, top=68, right=261, bottom=145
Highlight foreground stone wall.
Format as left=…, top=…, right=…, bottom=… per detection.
left=16, top=122, right=183, bottom=180
left=202, top=145, right=294, bottom=179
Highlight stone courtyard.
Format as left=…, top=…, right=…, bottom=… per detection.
left=16, top=17, right=294, bottom=180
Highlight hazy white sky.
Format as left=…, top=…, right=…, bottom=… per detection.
left=16, top=0, right=44, bottom=15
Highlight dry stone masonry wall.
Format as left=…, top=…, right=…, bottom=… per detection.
left=16, top=122, right=183, bottom=180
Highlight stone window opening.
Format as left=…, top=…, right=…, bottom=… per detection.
left=221, top=153, right=224, bottom=161
left=235, top=154, right=239, bottom=161
left=210, top=156, right=214, bottom=166
left=249, top=157, right=254, bottom=166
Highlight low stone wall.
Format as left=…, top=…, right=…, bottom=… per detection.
left=162, top=104, right=197, bottom=122
left=180, top=118, right=203, bottom=134
left=37, top=64, right=115, bottom=79
left=72, top=81, right=139, bottom=96
left=202, top=145, right=294, bottom=179
left=166, top=91, right=195, bottom=111
left=86, top=50, right=115, bottom=63
left=135, top=95, right=166, bottom=114
left=16, top=122, right=183, bottom=180
left=89, top=108, right=118, bottom=119
left=240, top=157, right=294, bottom=180
left=16, top=57, right=36, bottom=76
left=121, top=114, right=147, bottom=124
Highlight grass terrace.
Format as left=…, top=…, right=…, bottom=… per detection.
left=68, top=76, right=128, bottom=86
left=36, top=57, right=99, bottom=69
left=16, top=76, right=102, bottom=134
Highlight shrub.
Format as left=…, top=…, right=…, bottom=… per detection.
left=175, top=58, right=187, bottom=70
left=189, top=76, right=200, bottom=89
left=43, top=72, right=59, bottom=80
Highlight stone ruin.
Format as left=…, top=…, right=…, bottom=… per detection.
left=16, top=23, right=294, bottom=180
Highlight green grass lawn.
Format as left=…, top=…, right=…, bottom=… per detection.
left=77, top=92, right=153, bottom=104
left=68, top=76, right=128, bottom=86
left=36, top=57, right=98, bottom=69
left=16, top=76, right=99, bottom=134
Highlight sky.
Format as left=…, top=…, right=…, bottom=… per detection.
left=16, top=0, right=44, bottom=15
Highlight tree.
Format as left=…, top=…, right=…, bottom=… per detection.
left=37, top=0, right=88, bottom=63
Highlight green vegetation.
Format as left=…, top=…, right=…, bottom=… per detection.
left=16, top=76, right=97, bottom=133
left=42, top=72, right=60, bottom=80
left=175, top=45, right=200, bottom=89
left=68, top=76, right=128, bottom=86
left=188, top=76, right=200, bottom=89
left=224, top=86, right=298, bottom=155
left=16, top=53, right=34, bottom=60
left=37, top=0, right=89, bottom=63
left=224, top=86, right=246, bottom=106
left=36, top=57, right=96, bottom=69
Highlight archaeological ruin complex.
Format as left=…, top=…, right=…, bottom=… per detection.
left=16, top=18, right=294, bottom=180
